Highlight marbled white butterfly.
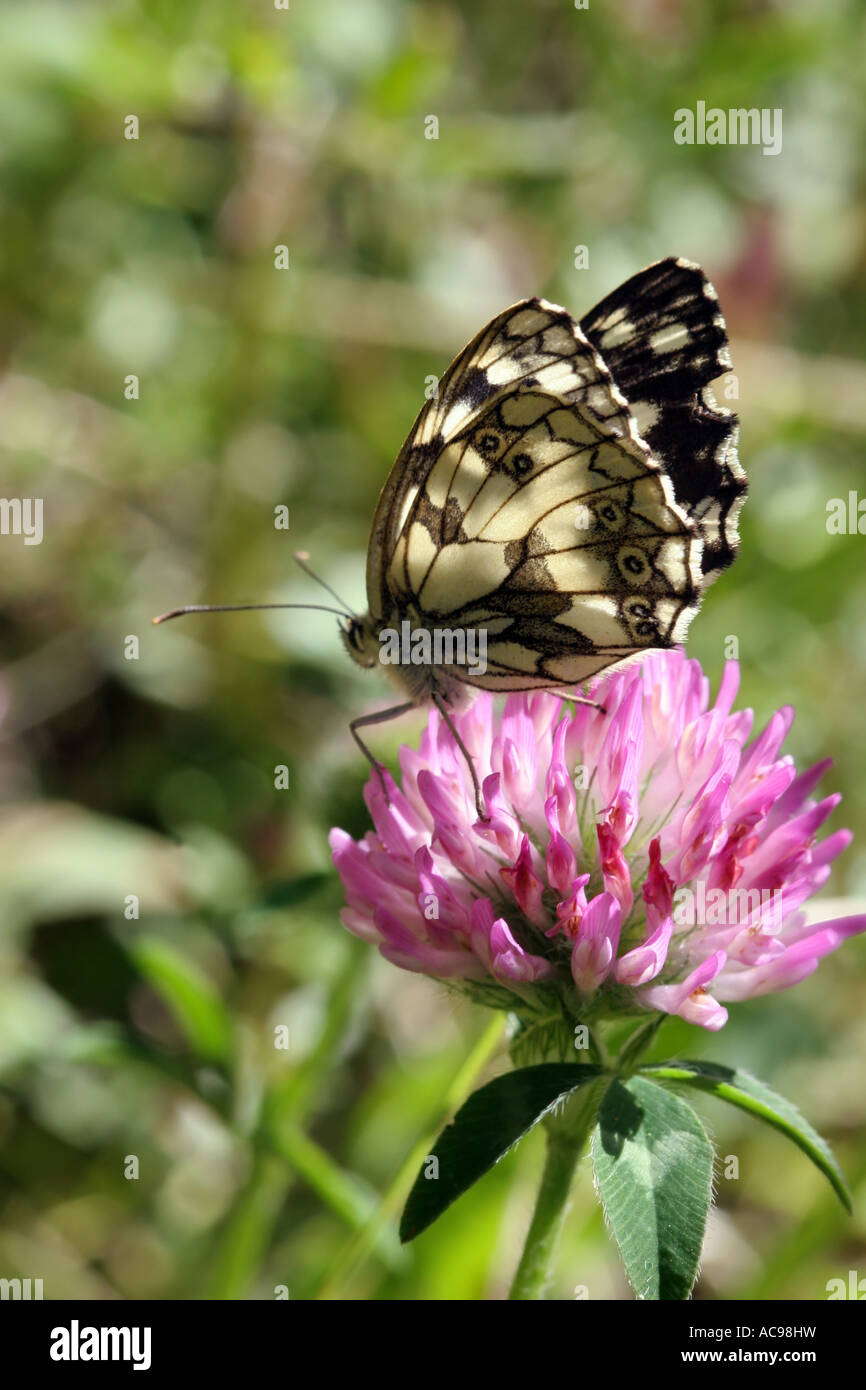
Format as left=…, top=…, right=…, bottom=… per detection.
left=156, top=258, right=745, bottom=816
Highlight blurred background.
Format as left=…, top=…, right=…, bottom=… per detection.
left=1, top=0, right=866, bottom=1300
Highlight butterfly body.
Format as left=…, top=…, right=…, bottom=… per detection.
left=342, top=610, right=481, bottom=709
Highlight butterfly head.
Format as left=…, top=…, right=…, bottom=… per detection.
left=341, top=613, right=380, bottom=670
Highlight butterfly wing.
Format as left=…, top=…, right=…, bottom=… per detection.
left=366, top=296, right=636, bottom=624
left=384, top=383, right=703, bottom=690
left=365, top=265, right=741, bottom=694
left=580, top=256, right=745, bottom=583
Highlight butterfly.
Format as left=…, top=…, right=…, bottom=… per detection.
left=156, top=257, right=745, bottom=818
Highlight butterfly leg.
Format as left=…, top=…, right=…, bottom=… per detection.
left=572, top=695, right=606, bottom=714
left=548, top=691, right=606, bottom=715
left=431, top=691, right=487, bottom=822
left=349, top=702, right=416, bottom=802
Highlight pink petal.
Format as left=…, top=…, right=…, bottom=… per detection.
left=642, top=949, right=728, bottom=1030
left=571, top=892, right=622, bottom=993
left=500, top=835, right=549, bottom=929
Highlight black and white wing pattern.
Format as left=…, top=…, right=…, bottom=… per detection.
left=365, top=295, right=635, bottom=622
left=365, top=261, right=742, bottom=692
left=580, top=256, right=744, bottom=583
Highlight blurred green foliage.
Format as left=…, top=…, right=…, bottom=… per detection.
left=1, top=0, right=865, bottom=1300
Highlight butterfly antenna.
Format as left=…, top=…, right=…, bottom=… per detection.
left=152, top=602, right=353, bottom=625
left=293, top=550, right=357, bottom=617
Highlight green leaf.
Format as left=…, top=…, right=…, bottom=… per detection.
left=399, top=1062, right=604, bottom=1243
left=128, top=937, right=233, bottom=1065
left=642, top=1060, right=852, bottom=1212
left=592, top=1075, right=713, bottom=1300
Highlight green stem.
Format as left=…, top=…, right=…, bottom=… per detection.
left=207, top=1151, right=290, bottom=1300
left=508, top=1084, right=599, bottom=1300
left=267, top=1122, right=402, bottom=1269
left=206, top=940, right=369, bottom=1300
left=316, top=1013, right=506, bottom=1299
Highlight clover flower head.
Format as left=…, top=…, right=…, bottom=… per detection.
left=330, top=653, right=865, bottom=1032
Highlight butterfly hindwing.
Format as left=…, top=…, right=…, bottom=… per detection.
left=366, top=297, right=639, bottom=622
left=384, top=385, right=702, bottom=691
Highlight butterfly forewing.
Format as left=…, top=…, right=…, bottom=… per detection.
left=579, top=257, right=744, bottom=583
left=366, top=296, right=639, bottom=623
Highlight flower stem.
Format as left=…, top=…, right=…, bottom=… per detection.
left=508, top=1084, right=600, bottom=1300
left=316, top=1013, right=506, bottom=1299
